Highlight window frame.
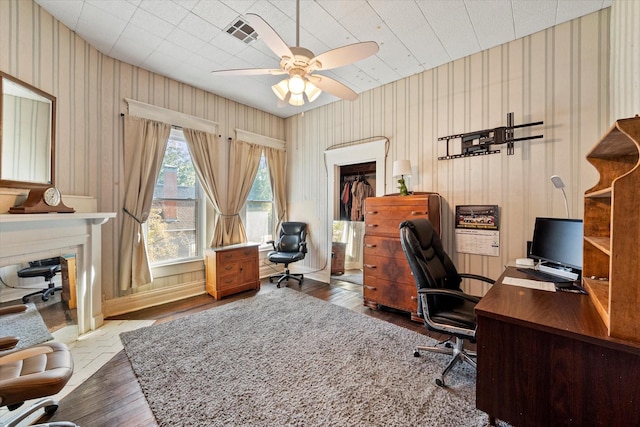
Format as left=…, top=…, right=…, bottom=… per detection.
left=145, top=128, right=207, bottom=277
left=242, top=152, right=276, bottom=250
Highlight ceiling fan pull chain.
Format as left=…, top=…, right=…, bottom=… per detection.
left=296, top=0, right=300, bottom=47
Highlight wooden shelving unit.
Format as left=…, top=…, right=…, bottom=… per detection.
left=583, top=115, right=640, bottom=341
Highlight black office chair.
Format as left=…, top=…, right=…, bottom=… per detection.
left=399, top=218, right=494, bottom=387
left=267, top=222, right=308, bottom=287
left=18, top=257, right=62, bottom=303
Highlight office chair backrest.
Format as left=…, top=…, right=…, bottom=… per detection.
left=400, top=219, right=462, bottom=313
left=276, top=222, right=307, bottom=253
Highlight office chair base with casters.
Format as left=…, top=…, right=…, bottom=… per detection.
left=3, top=397, right=78, bottom=427
left=21, top=284, right=63, bottom=303
left=268, top=269, right=304, bottom=287
left=414, top=336, right=477, bottom=387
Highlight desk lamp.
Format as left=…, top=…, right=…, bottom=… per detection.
left=393, top=160, right=412, bottom=196
left=550, top=175, right=569, bottom=218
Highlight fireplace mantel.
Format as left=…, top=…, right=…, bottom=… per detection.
left=0, top=212, right=116, bottom=334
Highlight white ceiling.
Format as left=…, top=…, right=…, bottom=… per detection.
left=35, top=0, right=611, bottom=118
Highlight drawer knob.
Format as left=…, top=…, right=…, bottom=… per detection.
left=411, top=211, right=427, bottom=215
left=225, top=265, right=233, bottom=271
left=365, top=244, right=377, bottom=248
left=364, top=264, right=376, bottom=269
left=225, top=254, right=233, bottom=259
left=364, top=285, right=377, bottom=290
left=366, top=224, right=378, bottom=228
left=411, top=295, right=418, bottom=300
left=366, top=211, right=378, bottom=215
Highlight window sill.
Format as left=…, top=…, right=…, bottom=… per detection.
left=151, top=258, right=204, bottom=279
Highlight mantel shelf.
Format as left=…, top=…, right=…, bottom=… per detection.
left=0, top=212, right=116, bottom=225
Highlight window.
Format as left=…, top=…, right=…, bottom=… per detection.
left=146, top=129, right=203, bottom=265
left=244, top=154, right=274, bottom=246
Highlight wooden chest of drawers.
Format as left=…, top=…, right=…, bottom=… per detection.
left=205, top=243, right=260, bottom=300
left=363, top=193, right=441, bottom=321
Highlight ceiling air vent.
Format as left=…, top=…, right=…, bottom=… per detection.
left=225, top=18, right=258, bottom=44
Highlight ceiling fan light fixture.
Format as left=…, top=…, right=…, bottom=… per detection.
left=272, top=79, right=289, bottom=101
left=288, top=74, right=306, bottom=95
left=304, top=80, right=321, bottom=102
left=289, top=93, right=305, bottom=106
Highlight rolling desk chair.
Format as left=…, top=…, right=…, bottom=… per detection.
left=18, top=258, right=62, bottom=303
left=399, top=218, right=494, bottom=387
left=0, top=304, right=77, bottom=427
left=267, top=222, right=308, bottom=287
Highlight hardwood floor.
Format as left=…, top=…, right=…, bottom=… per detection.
left=41, top=277, right=447, bottom=426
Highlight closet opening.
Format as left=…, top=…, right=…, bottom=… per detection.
left=331, top=161, right=376, bottom=286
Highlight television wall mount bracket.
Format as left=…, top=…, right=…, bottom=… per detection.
left=437, top=112, right=543, bottom=160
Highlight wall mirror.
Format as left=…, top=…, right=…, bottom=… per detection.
left=0, top=71, right=56, bottom=189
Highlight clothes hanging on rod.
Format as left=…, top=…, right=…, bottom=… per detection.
left=349, top=175, right=374, bottom=221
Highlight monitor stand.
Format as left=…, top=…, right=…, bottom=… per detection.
left=538, top=264, right=579, bottom=281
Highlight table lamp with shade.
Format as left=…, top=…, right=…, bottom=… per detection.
left=392, top=160, right=412, bottom=196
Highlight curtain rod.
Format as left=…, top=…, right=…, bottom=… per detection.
left=120, top=113, right=226, bottom=138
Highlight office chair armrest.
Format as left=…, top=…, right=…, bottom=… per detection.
left=0, top=304, right=28, bottom=316
left=299, top=241, right=308, bottom=253
left=418, top=288, right=481, bottom=304
left=0, top=336, right=20, bottom=351
left=265, top=240, right=276, bottom=251
left=459, top=273, right=495, bottom=285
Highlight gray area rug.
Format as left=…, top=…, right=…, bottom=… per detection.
left=121, top=289, right=490, bottom=426
left=0, top=303, right=53, bottom=355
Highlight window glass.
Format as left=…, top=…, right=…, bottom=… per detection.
left=244, top=154, right=274, bottom=245
left=147, top=129, right=201, bottom=264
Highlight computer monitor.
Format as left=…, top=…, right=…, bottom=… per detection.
left=530, top=217, right=583, bottom=278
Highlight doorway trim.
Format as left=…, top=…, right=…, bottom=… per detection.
left=324, top=139, right=387, bottom=279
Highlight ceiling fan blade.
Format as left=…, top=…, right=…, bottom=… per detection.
left=308, top=75, right=358, bottom=101
left=211, top=68, right=286, bottom=76
left=245, top=13, right=293, bottom=59
left=312, top=41, right=379, bottom=70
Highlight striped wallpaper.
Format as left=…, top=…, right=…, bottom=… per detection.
left=286, top=9, right=613, bottom=294
left=0, top=0, right=285, bottom=303
left=1, top=0, right=637, bottom=308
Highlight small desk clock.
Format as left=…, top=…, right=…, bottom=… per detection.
left=9, top=186, right=75, bottom=214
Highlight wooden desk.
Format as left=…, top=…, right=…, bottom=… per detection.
left=475, top=267, right=640, bottom=426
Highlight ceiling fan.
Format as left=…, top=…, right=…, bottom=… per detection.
left=211, top=0, right=379, bottom=106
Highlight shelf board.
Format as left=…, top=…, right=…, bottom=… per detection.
left=585, top=187, right=612, bottom=198
left=583, top=277, right=610, bottom=329
left=584, top=236, right=611, bottom=255
left=588, top=126, right=640, bottom=158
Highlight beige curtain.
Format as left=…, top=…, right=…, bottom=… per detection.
left=216, top=139, right=262, bottom=245
left=119, top=116, right=170, bottom=291
left=264, top=146, right=287, bottom=227
left=182, top=128, right=223, bottom=247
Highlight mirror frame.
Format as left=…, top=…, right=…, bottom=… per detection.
left=0, top=70, right=56, bottom=189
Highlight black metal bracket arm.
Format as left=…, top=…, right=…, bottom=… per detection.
left=438, top=112, right=543, bottom=160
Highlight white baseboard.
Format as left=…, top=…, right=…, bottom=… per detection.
left=103, top=279, right=205, bottom=317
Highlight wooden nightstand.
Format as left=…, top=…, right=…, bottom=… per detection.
left=205, top=243, right=260, bottom=300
